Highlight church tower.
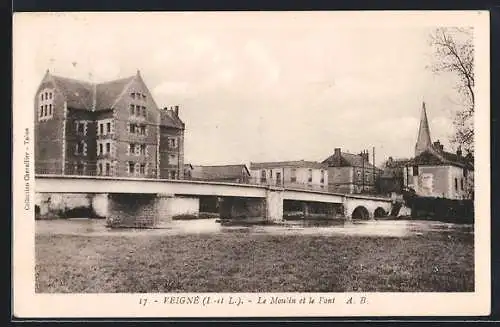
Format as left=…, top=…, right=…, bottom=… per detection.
left=415, top=101, right=432, bottom=156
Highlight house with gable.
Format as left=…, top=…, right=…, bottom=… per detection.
left=322, top=149, right=382, bottom=194
left=34, top=69, right=185, bottom=179
left=403, top=102, right=474, bottom=200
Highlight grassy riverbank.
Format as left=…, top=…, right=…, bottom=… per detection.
left=35, top=229, right=474, bottom=293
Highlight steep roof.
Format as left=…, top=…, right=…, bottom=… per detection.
left=191, top=164, right=250, bottom=180
left=160, top=109, right=185, bottom=129
left=45, top=71, right=185, bottom=129
left=250, top=160, right=327, bottom=170
left=409, top=147, right=473, bottom=170
left=51, top=75, right=95, bottom=110
left=95, top=76, right=135, bottom=110
left=322, top=152, right=381, bottom=171
left=415, top=102, right=432, bottom=156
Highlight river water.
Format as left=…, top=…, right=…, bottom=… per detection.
left=35, top=218, right=473, bottom=238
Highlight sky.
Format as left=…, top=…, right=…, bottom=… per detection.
left=14, top=12, right=470, bottom=167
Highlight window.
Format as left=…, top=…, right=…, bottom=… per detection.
left=455, top=178, right=458, bottom=191
left=139, top=164, right=146, bottom=175
left=140, top=144, right=146, bottom=155
left=412, top=166, right=419, bottom=176
left=269, top=170, right=273, bottom=178
left=291, top=168, right=297, bottom=183
left=308, top=169, right=313, bottom=183
left=260, top=170, right=266, bottom=183
left=140, top=125, right=146, bottom=135
left=39, top=88, right=55, bottom=121
left=99, top=123, right=104, bottom=135
left=131, top=92, right=136, bottom=99
left=98, top=163, right=102, bottom=175
left=105, top=163, right=111, bottom=176
left=76, top=121, right=85, bottom=134
left=128, top=162, right=135, bottom=174
left=142, top=94, right=146, bottom=100
left=461, top=178, right=464, bottom=191
left=141, top=106, right=146, bottom=117
left=170, top=170, right=177, bottom=179
left=75, top=142, right=82, bottom=155
left=168, top=137, right=178, bottom=149
left=320, top=170, right=325, bottom=184
left=463, top=169, right=468, bottom=177
left=129, top=124, right=136, bottom=134
left=98, top=143, right=103, bottom=155
left=106, top=122, right=111, bottom=133
left=75, top=141, right=87, bottom=156
left=129, top=143, right=135, bottom=155
left=135, top=105, right=141, bottom=116
left=106, top=142, right=111, bottom=154
left=130, top=104, right=135, bottom=115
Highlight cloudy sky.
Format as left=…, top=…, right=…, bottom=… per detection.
left=15, top=12, right=472, bottom=166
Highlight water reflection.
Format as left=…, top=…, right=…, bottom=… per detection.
left=36, top=217, right=473, bottom=238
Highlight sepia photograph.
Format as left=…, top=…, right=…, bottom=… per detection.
left=13, top=11, right=490, bottom=317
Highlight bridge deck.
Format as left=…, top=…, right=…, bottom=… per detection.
left=34, top=174, right=391, bottom=204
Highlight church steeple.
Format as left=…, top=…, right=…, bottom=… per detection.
left=415, top=101, right=432, bottom=156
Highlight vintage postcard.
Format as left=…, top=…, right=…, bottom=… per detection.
left=13, top=11, right=490, bottom=318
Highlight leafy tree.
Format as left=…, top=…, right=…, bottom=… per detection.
left=428, top=27, right=474, bottom=155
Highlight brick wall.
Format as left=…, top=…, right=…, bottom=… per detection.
left=159, top=126, right=184, bottom=179
left=65, top=108, right=97, bottom=174
left=113, top=78, right=160, bottom=178
left=35, top=80, right=65, bottom=174
left=106, top=193, right=158, bottom=228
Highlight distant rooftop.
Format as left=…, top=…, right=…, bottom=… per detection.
left=250, top=160, right=327, bottom=170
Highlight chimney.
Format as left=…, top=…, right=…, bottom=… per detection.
left=174, top=105, right=179, bottom=116
left=334, top=148, right=341, bottom=157
left=456, top=146, right=462, bottom=157
left=433, top=140, right=443, bottom=152
left=359, top=150, right=369, bottom=163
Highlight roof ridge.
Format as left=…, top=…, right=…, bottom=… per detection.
left=51, top=74, right=94, bottom=86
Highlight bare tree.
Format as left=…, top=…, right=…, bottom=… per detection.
left=428, top=27, right=474, bottom=155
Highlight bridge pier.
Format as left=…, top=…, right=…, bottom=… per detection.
left=219, top=187, right=284, bottom=223
left=106, top=193, right=200, bottom=228
left=265, top=187, right=284, bottom=223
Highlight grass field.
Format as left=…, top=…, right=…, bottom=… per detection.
left=35, top=229, right=474, bottom=293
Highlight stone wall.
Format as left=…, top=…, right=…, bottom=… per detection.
left=106, top=193, right=158, bottom=228
left=35, top=193, right=94, bottom=219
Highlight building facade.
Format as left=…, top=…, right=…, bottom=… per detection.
left=402, top=102, right=474, bottom=200
left=249, top=160, right=328, bottom=191
left=322, top=149, right=382, bottom=194
left=378, top=157, right=411, bottom=195
left=35, top=70, right=185, bottom=179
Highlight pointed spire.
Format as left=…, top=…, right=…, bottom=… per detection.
left=415, top=101, right=432, bottom=156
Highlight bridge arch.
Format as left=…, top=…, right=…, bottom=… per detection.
left=374, top=207, right=387, bottom=218
left=351, top=206, right=370, bottom=220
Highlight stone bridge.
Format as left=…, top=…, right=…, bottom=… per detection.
left=35, top=175, right=393, bottom=227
